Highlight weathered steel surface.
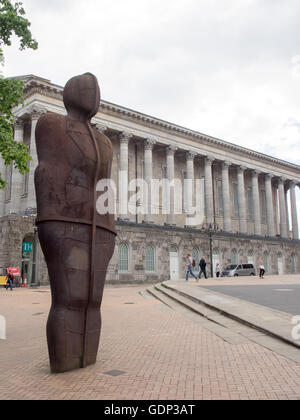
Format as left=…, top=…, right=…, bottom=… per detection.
left=35, top=73, right=116, bottom=373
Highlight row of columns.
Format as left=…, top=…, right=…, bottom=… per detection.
left=220, top=162, right=299, bottom=239
left=1, top=119, right=299, bottom=241
left=119, top=134, right=299, bottom=239
left=0, top=107, right=46, bottom=217
left=210, top=160, right=299, bottom=240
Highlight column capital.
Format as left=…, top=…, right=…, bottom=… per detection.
left=186, top=151, right=197, bottom=161
left=205, top=155, right=215, bottom=165
left=145, top=138, right=156, bottom=150
left=278, top=176, right=287, bottom=185
left=119, top=131, right=133, bottom=145
left=28, top=106, right=47, bottom=121
left=95, top=124, right=108, bottom=134
left=251, top=169, right=261, bottom=177
left=237, top=165, right=247, bottom=173
left=222, top=161, right=231, bottom=169
left=14, top=117, right=24, bottom=130
left=265, top=173, right=274, bottom=181
left=167, top=145, right=178, bottom=156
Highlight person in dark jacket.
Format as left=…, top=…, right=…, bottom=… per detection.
left=198, top=256, right=208, bottom=280
left=5, top=272, right=14, bottom=291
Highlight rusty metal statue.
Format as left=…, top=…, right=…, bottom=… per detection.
left=35, top=73, right=116, bottom=373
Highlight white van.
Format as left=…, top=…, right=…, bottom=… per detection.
left=221, top=264, right=256, bottom=277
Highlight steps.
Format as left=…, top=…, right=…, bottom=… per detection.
left=146, top=281, right=300, bottom=364
left=147, top=282, right=245, bottom=329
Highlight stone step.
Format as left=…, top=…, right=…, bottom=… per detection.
left=146, top=281, right=300, bottom=364
left=162, top=281, right=300, bottom=349
left=153, top=283, right=225, bottom=324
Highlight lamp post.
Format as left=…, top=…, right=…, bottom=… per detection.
left=203, top=222, right=219, bottom=278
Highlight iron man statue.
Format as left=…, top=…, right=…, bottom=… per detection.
left=35, top=73, right=116, bottom=373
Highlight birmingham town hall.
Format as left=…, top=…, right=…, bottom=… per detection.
left=1, top=74, right=300, bottom=285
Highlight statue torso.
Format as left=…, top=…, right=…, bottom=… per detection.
left=35, top=113, right=116, bottom=235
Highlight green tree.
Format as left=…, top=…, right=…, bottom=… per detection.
left=0, top=0, right=38, bottom=189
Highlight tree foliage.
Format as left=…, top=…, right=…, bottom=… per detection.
left=0, top=1, right=38, bottom=189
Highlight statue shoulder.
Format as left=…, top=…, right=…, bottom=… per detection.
left=36, top=114, right=66, bottom=161
left=36, top=113, right=66, bottom=140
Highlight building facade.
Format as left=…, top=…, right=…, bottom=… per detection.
left=1, top=74, right=300, bottom=285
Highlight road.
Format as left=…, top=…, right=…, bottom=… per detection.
left=201, top=284, right=300, bottom=315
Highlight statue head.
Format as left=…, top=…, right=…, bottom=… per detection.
left=63, top=73, right=100, bottom=120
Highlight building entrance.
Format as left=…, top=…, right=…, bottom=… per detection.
left=21, top=233, right=34, bottom=286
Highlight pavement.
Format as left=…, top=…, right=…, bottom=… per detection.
left=0, top=277, right=300, bottom=400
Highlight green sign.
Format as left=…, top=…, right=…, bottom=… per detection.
left=23, top=242, right=33, bottom=253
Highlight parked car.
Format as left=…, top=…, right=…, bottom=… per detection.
left=221, top=264, right=256, bottom=277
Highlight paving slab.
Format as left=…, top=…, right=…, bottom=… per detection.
left=1, top=285, right=300, bottom=400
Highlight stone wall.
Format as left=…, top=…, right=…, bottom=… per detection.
left=1, top=216, right=300, bottom=285
left=0, top=215, right=48, bottom=285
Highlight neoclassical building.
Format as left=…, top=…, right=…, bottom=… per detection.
left=1, top=74, right=300, bottom=285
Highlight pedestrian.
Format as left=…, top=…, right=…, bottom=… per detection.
left=198, top=256, right=208, bottom=280
left=259, top=259, right=265, bottom=279
left=5, top=271, right=14, bottom=291
left=216, top=263, right=221, bottom=278
left=186, top=254, right=198, bottom=281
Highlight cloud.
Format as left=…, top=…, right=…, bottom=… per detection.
left=3, top=0, right=300, bottom=168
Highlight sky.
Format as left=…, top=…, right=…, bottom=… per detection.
left=3, top=0, right=300, bottom=225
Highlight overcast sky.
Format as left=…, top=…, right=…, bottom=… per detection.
left=3, top=0, right=300, bottom=163
left=3, top=0, right=300, bottom=223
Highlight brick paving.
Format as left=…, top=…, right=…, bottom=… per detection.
left=1, top=284, right=300, bottom=400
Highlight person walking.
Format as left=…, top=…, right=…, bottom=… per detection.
left=259, top=259, right=265, bottom=279
left=5, top=272, right=14, bottom=291
left=186, top=254, right=198, bottom=281
left=216, top=263, right=221, bottom=278
left=198, top=256, right=208, bottom=280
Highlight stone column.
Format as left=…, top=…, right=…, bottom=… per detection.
left=144, top=138, right=156, bottom=222
left=7, top=118, right=24, bottom=214
left=252, top=170, right=261, bottom=235
left=265, top=174, right=276, bottom=237
left=285, top=186, right=290, bottom=236
left=222, top=161, right=231, bottom=232
left=119, top=132, right=132, bottom=218
left=274, top=181, right=280, bottom=235
left=237, top=166, right=247, bottom=233
left=166, top=145, right=177, bottom=225
left=185, top=152, right=196, bottom=217
left=290, top=182, right=299, bottom=240
left=27, top=107, right=47, bottom=209
left=204, top=156, right=214, bottom=227
left=278, top=177, right=288, bottom=238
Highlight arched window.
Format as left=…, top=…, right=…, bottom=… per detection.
left=169, top=246, right=179, bottom=281
left=213, top=249, right=220, bottom=278
left=192, top=248, right=200, bottom=266
left=119, top=243, right=129, bottom=272
left=277, top=253, right=283, bottom=275
left=146, top=245, right=155, bottom=272
left=291, top=254, right=296, bottom=274
left=263, top=251, right=269, bottom=273
left=248, top=250, right=254, bottom=265
left=231, top=249, right=238, bottom=265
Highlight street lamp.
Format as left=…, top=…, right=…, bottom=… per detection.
left=202, top=222, right=219, bottom=278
